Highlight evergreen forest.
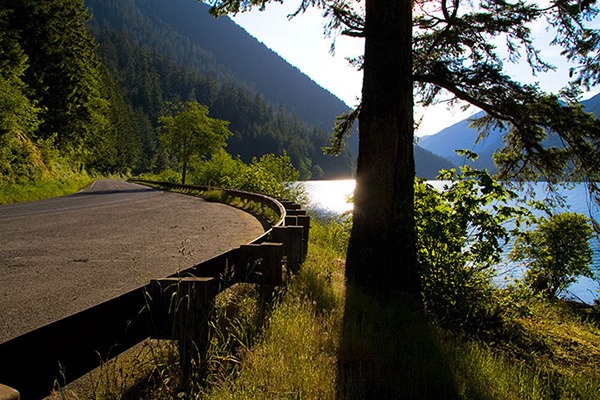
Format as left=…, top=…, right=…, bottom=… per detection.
left=0, top=0, right=452, bottom=188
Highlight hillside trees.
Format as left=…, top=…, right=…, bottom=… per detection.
left=8, top=0, right=108, bottom=157
left=86, top=3, right=358, bottom=179
left=0, top=8, right=43, bottom=183
left=209, top=0, right=600, bottom=298
left=0, top=0, right=146, bottom=179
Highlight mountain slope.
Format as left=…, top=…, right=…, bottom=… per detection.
left=415, top=146, right=456, bottom=178
left=86, top=0, right=452, bottom=179
left=419, top=111, right=502, bottom=172
left=88, top=0, right=348, bottom=131
left=420, top=92, right=600, bottom=173
left=87, top=0, right=358, bottom=178
left=582, top=92, right=600, bottom=116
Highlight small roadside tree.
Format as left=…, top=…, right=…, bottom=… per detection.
left=416, top=163, right=531, bottom=330
left=158, top=101, right=231, bottom=184
left=510, top=212, right=594, bottom=300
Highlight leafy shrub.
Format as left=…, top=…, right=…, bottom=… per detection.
left=231, top=160, right=282, bottom=195
left=153, top=169, right=182, bottom=183
left=415, top=165, right=530, bottom=331
left=510, top=212, right=593, bottom=299
left=190, top=151, right=305, bottom=202
left=190, top=149, right=246, bottom=188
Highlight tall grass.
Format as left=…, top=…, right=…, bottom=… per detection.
left=0, top=170, right=94, bottom=204
left=50, top=220, right=600, bottom=399
left=201, top=221, right=346, bottom=399
left=446, top=338, right=600, bottom=400
left=200, top=220, right=600, bottom=400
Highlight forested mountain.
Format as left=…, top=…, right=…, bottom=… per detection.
left=414, top=146, right=455, bottom=178
left=0, top=0, right=136, bottom=183
left=583, top=92, right=600, bottom=116
left=1, top=0, right=452, bottom=185
left=86, top=0, right=361, bottom=179
left=418, top=111, right=502, bottom=172
left=420, top=92, right=600, bottom=174
left=87, top=0, right=455, bottom=179
left=88, top=0, right=349, bottom=131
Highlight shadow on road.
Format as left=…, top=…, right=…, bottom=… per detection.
left=73, top=188, right=157, bottom=197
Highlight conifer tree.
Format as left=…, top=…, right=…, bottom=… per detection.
left=209, top=0, right=600, bottom=298
left=8, top=0, right=109, bottom=163
left=0, top=7, right=43, bottom=183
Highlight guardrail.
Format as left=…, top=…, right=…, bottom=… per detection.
left=0, top=181, right=310, bottom=399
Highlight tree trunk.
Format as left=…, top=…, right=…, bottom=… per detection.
left=182, top=157, right=188, bottom=185
left=345, top=0, right=419, bottom=298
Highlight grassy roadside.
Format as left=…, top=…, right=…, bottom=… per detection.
left=201, top=220, right=346, bottom=399
left=199, top=220, right=600, bottom=400
left=0, top=171, right=96, bottom=204
left=46, top=219, right=600, bottom=399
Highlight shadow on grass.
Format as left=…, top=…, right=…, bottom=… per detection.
left=335, top=286, right=463, bottom=400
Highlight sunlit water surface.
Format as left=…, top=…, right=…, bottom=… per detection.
left=301, top=180, right=600, bottom=304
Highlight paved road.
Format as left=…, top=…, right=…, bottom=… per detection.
left=0, top=180, right=264, bottom=343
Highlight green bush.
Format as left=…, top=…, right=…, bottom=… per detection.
left=190, top=151, right=305, bottom=202
left=190, top=149, right=245, bottom=188
left=415, top=166, right=530, bottom=331
left=510, top=212, right=593, bottom=299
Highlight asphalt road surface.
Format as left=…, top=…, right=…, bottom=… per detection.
left=0, top=180, right=264, bottom=343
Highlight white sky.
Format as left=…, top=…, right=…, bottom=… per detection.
left=231, top=2, right=599, bottom=136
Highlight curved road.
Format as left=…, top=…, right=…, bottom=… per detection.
left=0, top=180, right=264, bottom=343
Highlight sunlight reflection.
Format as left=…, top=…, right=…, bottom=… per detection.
left=302, top=179, right=355, bottom=215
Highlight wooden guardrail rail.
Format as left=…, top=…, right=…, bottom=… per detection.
left=0, top=181, right=310, bottom=399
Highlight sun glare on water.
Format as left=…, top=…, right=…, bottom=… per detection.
left=302, top=179, right=355, bottom=215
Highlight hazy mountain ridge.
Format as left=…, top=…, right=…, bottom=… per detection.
left=419, top=92, right=600, bottom=173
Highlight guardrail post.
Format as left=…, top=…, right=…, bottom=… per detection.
left=0, top=385, right=19, bottom=400
left=285, top=209, right=307, bottom=217
left=284, top=215, right=298, bottom=226
left=296, top=215, right=310, bottom=262
left=283, top=215, right=310, bottom=263
left=270, top=226, right=304, bottom=274
left=280, top=200, right=302, bottom=210
left=148, top=277, right=218, bottom=382
left=239, top=243, right=284, bottom=286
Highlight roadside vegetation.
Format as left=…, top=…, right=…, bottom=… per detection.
left=137, top=216, right=598, bottom=399
left=49, top=216, right=600, bottom=399
left=193, top=167, right=600, bottom=399
left=137, top=149, right=306, bottom=203
left=0, top=166, right=95, bottom=204
left=58, top=162, right=598, bottom=399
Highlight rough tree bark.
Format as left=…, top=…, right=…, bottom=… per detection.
left=345, top=0, right=420, bottom=298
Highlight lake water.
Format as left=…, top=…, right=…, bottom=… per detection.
left=301, top=180, right=600, bottom=304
